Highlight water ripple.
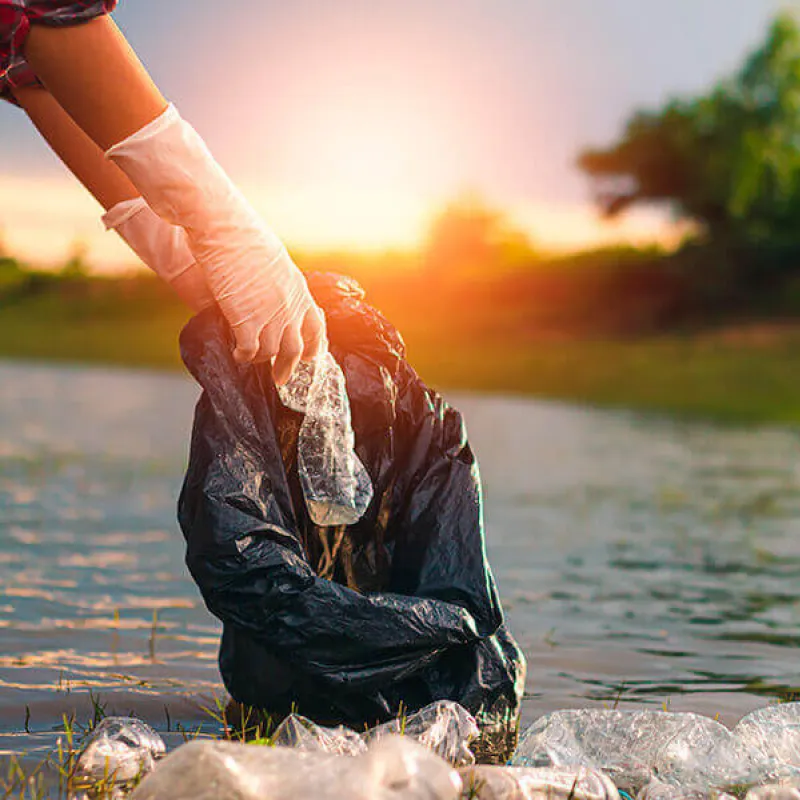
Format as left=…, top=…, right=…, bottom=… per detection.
left=2, top=362, right=800, bottom=751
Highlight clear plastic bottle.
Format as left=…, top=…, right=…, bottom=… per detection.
left=511, top=709, right=750, bottom=794
left=74, top=716, right=166, bottom=789
left=277, top=350, right=373, bottom=526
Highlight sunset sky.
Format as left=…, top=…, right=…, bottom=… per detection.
left=0, top=0, right=795, bottom=269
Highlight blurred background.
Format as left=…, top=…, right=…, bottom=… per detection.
left=4, top=0, right=800, bottom=417
left=4, top=0, right=800, bottom=769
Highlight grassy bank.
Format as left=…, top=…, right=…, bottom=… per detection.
left=0, top=275, right=191, bottom=370
left=3, top=268, right=800, bottom=423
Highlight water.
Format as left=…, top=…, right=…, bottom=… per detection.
left=2, top=360, right=800, bottom=765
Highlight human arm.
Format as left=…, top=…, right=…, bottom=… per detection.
left=23, top=14, right=165, bottom=151
left=22, top=15, right=324, bottom=382
left=13, top=84, right=213, bottom=311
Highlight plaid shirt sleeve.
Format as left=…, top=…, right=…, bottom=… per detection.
left=0, top=0, right=117, bottom=104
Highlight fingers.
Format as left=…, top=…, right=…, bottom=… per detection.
left=232, top=320, right=262, bottom=364
left=301, top=305, right=326, bottom=361
left=272, top=324, right=304, bottom=386
left=233, top=319, right=281, bottom=365
left=232, top=302, right=325, bottom=385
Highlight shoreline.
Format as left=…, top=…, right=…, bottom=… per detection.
left=3, top=273, right=800, bottom=424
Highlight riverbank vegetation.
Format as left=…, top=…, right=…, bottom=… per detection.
left=4, top=251, right=800, bottom=423
left=5, top=14, right=800, bottom=423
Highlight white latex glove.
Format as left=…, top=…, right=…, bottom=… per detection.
left=102, top=197, right=214, bottom=312
left=105, top=104, right=325, bottom=383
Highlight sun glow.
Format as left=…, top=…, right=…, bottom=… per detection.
left=0, top=6, right=682, bottom=270
left=242, top=183, right=434, bottom=252
left=237, top=81, right=460, bottom=251
left=0, top=173, right=680, bottom=271
left=0, top=65, right=679, bottom=268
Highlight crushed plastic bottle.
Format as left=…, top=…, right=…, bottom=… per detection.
left=271, top=700, right=480, bottom=767
left=130, top=735, right=461, bottom=800
left=277, top=350, right=373, bottom=526
left=637, top=780, right=703, bottom=800
left=745, top=784, right=800, bottom=800
left=510, top=710, right=749, bottom=794
left=733, top=704, right=800, bottom=785
left=271, top=715, right=367, bottom=758
left=367, top=700, right=480, bottom=766
left=459, top=764, right=619, bottom=800
left=73, top=717, right=165, bottom=791
left=638, top=779, right=737, bottom=800
left=652, top=714, right=749, bottom=790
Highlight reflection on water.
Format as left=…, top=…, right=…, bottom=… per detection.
left=463, top=396, right=800, bottom=725
left=0, top=362, right=217, bottom=762
left=2, top=361, right=800, bottom=761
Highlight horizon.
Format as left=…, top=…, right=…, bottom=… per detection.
left=0, top=0, right=793, bottom=269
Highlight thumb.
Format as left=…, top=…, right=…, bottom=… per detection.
left=232, top=320, right=262, bottom=363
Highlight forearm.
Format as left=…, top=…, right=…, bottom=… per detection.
left=14, top=85, right=137, bottom=211
left=20, top=11, right=323, bottom=374
left=23, top=15, right=166, bottom=151
left=13, top=85, right=212, bottom=312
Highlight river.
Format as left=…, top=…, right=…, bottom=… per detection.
left=1, top=360, right=799, bottom=763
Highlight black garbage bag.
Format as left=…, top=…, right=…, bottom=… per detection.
left=178, top=273, right=525, bottom=761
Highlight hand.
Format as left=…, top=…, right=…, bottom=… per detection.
left=106, top=105, right=325, bottom=382
left=212, top=247, right=326, bottom=383
left=102, top=197, right=214, bottom=312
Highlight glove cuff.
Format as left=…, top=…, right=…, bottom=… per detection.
left=103, top=197, right=196, bottom=283
left=101, top=196, right=147, bottom=231
left=105, top=104, right=181, bottom=157
left=104, top=104, right=283, bottom=259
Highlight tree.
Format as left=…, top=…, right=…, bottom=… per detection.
left=579, top=13, right=800, bottom=243
left=61, top=239, right=90, bottom=278
left=423, top=196, right=534, bottom=277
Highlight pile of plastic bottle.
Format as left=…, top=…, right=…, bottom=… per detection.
left=73, top=701, right=800, bottom=800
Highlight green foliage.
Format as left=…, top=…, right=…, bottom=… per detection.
left=3, top=263, right=800, bottom=421
left=60, top=241, right=90, bottom=279
left=0, top=273, right=192, bottom=370
left=0, top=256, right=26, bottom=294
left=579, top=13, right=800, bottom=245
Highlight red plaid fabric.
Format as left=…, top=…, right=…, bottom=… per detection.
left=0, top=0, right=116, bottom=104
